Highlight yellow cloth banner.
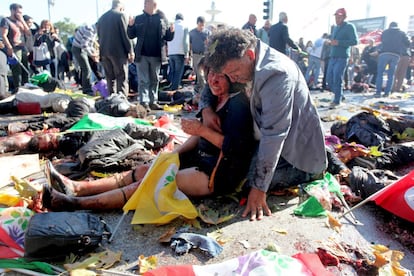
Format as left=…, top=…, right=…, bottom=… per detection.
left=123, top=152, right=198, bottom=224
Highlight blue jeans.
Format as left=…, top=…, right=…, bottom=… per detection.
left=326, top=57, right=348, bottom=104
left=375, top=52, right=400, bottom=96
left=305, top=55, right=321, bottom=86
left=136, top=56, right=161, bottom=104
left=168, top=54, right=185, bottom=90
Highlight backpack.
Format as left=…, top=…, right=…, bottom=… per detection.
left=33, top=41, right=51, bottom=66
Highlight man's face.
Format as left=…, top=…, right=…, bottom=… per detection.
left=144, top=0, right=156, bottom=14
left=37, top=133, right=59, bottom=152
left=221, top=52, right=254, bottom=84
left=197, top=22, right=205, bottom=30
left=12, top=8, right=23, bottom=19
left=335, top=14, right=345, bottom=25
left=249, top=15, right=257, bottom=25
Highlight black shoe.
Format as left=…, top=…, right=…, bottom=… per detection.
left=149, top=103, right=163, bottom=110
left=45, top=161, right=75, bottom=196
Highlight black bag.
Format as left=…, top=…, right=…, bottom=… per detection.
left=38, top=76, right=65, bottom=92
left=24, top=212, right=111, bottom=260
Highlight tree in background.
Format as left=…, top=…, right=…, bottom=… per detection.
left=53, top=17, right=77, bottom=45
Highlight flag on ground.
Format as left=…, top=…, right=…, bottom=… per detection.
left=122, top=152, right=198, bottom=225
left=371, top=170, right=414, bottom=223
left=68, top=113, right=151, bottom=132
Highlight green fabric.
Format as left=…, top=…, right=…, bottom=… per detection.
left=293, top=196, right=327, bottom=217
left=294, top=172, right=345, bottom=217
left=68, top=113, right=151, bottom=132
left=30, top=72, right=50, bottom=85
left=0, top=258, right=56, bottom=274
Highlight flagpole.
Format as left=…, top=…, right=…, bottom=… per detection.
left=338, top=173, right=409, bottom=219
left=108, top=212, right=127, bottom=243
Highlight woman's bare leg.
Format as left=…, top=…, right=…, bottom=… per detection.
left=175, top=167, right=212, bottom=197
left=52, top=164, right=149, bottom=196
left=46, top=181, right=141, bottom=211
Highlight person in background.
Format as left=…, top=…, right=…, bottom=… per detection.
left=127, top=0, right=174, bottom=112
left=167, top=13, right=189, bottom=91
left=22, top=15, right=37, bottom=74
left=97, top=0, right=133, bottom=97
left=407, top=36, right=414, bottom=85
left=393, top=37, right=411, bottom=92
left=268, top=12, right=300, bottom=55
left=361, top=38, right=378, bottom=87
left=71, top=24, right=100, bottom=95
left=0, top=39, right=9, bottom=99
left=33, top=20, right=60, bottom=75
left=305, top=33, right=328, bottom=90
left=200, top=28, right=327, bottom=221
left=242, top=14, right=257, bottom=37
left=189, top=16, right=210, bottom=94
left=326, top=8, right=358, bottom=108
left=375, top=22, right=410, bottom=97
left=0, top=3, right=31, bottom=93
left=257, top=20, right=271, bottom=44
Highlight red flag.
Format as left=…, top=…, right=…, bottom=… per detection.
left=371, top=170, right=414, bottom=223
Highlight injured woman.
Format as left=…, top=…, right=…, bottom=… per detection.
left=41, top=63, right=258, bottom=211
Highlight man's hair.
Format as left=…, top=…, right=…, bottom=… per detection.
left=279, top=12, right=287, bottom=22
left=196, top=16, right=205, bottom=24
left=10, top=3, right=22, bottom=11
left=204, top=28, right=257, bottom=72
left=112, top=0, right=125, bottom=9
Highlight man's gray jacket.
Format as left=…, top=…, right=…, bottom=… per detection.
left=200, top=40, right=327, bottom=192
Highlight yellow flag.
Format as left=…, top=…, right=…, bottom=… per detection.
left=123, top=152, right=198, bottom=224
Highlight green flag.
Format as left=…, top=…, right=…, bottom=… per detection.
left=68, top=113, right=151, bottom=132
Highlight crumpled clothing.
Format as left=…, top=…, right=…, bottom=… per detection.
left=170, top=233, right=223, bottom=257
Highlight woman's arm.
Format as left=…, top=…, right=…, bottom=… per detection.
left=181, top=118, right=224, bottom=149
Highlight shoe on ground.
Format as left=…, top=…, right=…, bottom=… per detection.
left=329, top=102, right=344, bottom=109
left=149, top=103, right=163, bottom=110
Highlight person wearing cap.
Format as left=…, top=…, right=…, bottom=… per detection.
left=97, top=0, right=134, bottom=97
left=166, top=13, right=189, bottom=91
left=326, top=8, right=358, bottom=108
left=375, top=22, right=410, bottom=97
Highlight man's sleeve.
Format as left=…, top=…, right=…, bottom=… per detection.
left=198, top=85, right=215, bottom=110
left=127, top=17, right=137, bottom=39
left=249, top=73, right=294, bottom=192
left=340, top=24, right=358, bottom=47
left=283, top=25, right=299, bottom=50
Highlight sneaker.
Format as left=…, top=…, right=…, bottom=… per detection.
left=149, top=103, right=163, bottom=110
